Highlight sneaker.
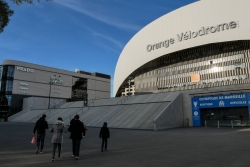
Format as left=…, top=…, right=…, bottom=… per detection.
left=35, top=148, right=39, bottom=154
left=75, top=157, right=79, bottom=160
left=40, top=151, right=44, bottom=154
left=72, top=155, right=75, bottom=157
left=58, top=156, right=63, bottom=159
left=51, top=158, right=55, bottom=162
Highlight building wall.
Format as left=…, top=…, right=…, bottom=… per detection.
left=22, top=97, right=66, bottom=110
left=3, top=60, right=110, bottom=100
left=1, top=60, right=110, bottom=116
left=114, top=0, right=250, bottom=96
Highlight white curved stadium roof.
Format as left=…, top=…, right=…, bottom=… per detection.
left=114, top=0, right=250, bottom=96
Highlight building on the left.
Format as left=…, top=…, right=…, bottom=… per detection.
left=0, top=60, right=111, bottom=121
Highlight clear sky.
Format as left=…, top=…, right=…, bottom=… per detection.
left=0, top=0, right=197, bottom=96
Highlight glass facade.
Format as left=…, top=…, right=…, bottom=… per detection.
left=71, top=77, right=87, bottom=101
left=0, top=65, right=14, bottom=121
left=200, top=107, right=248, bottom=127
left=131, top=41, right=250, bottom=94
left=156, top=54, right=246, bottom=89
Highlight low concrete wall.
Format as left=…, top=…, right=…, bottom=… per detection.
left=23, top=97, right=66, bottom=110
left=154, top=93, right=183, bottom=130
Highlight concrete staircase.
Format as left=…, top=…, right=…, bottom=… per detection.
left=10, top=92, right=183, bottom=130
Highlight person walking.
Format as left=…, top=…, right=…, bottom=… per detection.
left=50, top=117, right=67, bottom=162
left=70, top=115, right=76, bottom=125
left=68, top=114, right=85, bottom=160
left=33, top=114, right=48, bottom=154
left=99, top=122, right=110, bottom=152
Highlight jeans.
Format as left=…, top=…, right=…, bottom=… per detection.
left=52, top=143, right=62, bottom=158
left=36, top=133, right=45, bottom=151
left=72, top=139, right=81, bottom=157
left=102, top=138, right=108, bottom=150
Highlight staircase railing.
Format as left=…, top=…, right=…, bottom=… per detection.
left=117, top=95, right=132, bottom=105
left=50, top=100, right=67, bottom=109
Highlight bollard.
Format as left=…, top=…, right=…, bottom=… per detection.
left=153, top=120, right=157, bottom=131
left=231, top=120, right=233, bottom=128
left=218, top=121, right=220, bottom=128
left=205, top=121, right=207, bottom=128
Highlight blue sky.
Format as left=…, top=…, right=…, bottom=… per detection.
left=0, top=0, right=197, bottom=96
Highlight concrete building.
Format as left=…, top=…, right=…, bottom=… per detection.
left=114, top=0, right=250, bottom=127
left=0, top=60, right=110, bottom=121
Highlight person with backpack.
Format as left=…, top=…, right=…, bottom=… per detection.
left=33, top=114, right=48, bottom=154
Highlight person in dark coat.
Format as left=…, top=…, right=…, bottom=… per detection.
left=33, top=114, right=48, bottom=154
left=99, top=122, right=110, bottom=152
left=70, top=115, right=76, bottom=125
left=68, top=114, right=85, bottom=160
left=50, top=117, right=67, bottom=161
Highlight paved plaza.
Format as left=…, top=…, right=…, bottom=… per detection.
left=1, top=122, right=250, bottom=167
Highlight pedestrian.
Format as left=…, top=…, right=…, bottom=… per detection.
left=99, top=122, right=110, bottom=152
left=68, top=114, right=85, bottom=160
left=70, top=115, right=76, bottom=125
left=50, top=117, right=67, bottom=162
left=33, top=114, right=48, bottom=154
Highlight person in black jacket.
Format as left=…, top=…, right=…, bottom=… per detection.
left=33, top=114, right=48, bottom=154
left=68, top=114, right=85, bottom=160
left=99, top=122, right=110, bottom=152
left=70, top=115, right=76, bottom=125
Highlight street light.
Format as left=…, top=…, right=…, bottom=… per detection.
left=48, top=75, right=60, bottom=110
left=82, top=93, right=88, bottom=113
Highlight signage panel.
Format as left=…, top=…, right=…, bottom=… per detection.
left=192, top=93, right=250, bottom=126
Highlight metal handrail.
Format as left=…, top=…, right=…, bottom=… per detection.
left=30, top=107, right=55, bottom=123
left=88, top=101, right=94, bottom=106
left=50, top=100, right=67, bottom=109
left=117, top=95, right=132, bottom=105
left=64, top=108, right=83, bottom=124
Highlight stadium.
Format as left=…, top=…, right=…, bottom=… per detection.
left=114, top=0, right=250, bottom=127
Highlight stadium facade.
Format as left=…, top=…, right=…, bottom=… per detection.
left=114, top=0, right=250, bottom=126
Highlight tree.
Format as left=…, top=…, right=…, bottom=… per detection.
left=0, top=0, right=14, bottom=33
left=0, top=0, right=51, bottom=33
left=11, top=0, right=51, bottom=5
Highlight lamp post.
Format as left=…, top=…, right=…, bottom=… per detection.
left=48, top=75, right=60, bottom=110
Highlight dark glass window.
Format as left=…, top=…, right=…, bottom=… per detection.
left=0, top=66, right=2, bottom=78
left=1, top=65, right=14, bottom=78
left=72, top=77, right=87, bottom=100
left=0, top=80, right=13, bottom=92
left=0, top=95, right=11, bottom=106
left=0, top=65, right=14, bottom=94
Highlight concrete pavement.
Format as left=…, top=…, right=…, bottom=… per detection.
left=1, top=122, right=250, bottom=167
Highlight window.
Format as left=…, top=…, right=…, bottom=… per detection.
left=1, top=65, right=14, bottom=78
left=72, top=77, right=87, bottom=100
